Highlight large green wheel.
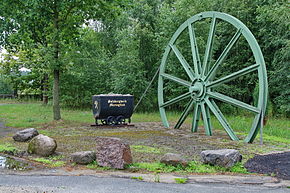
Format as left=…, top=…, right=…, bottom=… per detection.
left=158, top=11, right=268, bottom=143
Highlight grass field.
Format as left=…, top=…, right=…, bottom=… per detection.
left=0, top=100, right=289, bottom=143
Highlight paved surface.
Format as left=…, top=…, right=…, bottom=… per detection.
left=0, top=174, right=289, bottom=193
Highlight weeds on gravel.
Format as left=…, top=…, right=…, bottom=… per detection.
left=154, top=173, right=160, bottom=183
left=86, top=161, right=111, bottom=170
left=131, top=176, right=144, bottom=180
left=175, top=178, right=188, bottom=184
left=0, top=143, right=18, bottom=153
left=129, top=162, right=184, bottom=173
left=32, top=157, right=65, bottom=167
left=131, top=145, right=162, bottom=154
left=129, top=161, right=248, bottom=174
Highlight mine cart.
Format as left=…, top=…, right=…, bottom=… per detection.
left=92, top=94, right=134, bottom=125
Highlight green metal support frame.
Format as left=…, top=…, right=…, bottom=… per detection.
left=158, top=11, right=268, bottom=143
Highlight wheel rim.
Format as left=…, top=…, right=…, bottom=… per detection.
left=158, top=11, right=268, bottom=143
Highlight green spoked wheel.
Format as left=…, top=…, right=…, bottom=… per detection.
left=158, top=11, right=268, bottom=143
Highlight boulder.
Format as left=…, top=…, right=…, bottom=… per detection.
left=28, top=134, right=57, bottom=156
left=160, top=153, right=188, bottom=167
left=13, top=128, right=39, bottom=142
left=71, top=151, right=96, bottom=165
left=95, top=137, right=132, bottom=169
left=200, top=149, right=242, bottom=168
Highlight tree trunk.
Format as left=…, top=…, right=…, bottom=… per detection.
left=53, top=69, right=61, bottom=120
left=42, top=73, right=49, bottom=105
left=52, top=2, right=61, bottom=120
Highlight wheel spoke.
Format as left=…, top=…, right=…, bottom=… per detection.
left=161, top=73, right=191, bottom=87
left=169, top=44, right=196, bottom=81
left=208, top=91, right=260, bottom=114
left=192, top=103, right=201, bottom=132
left=174, top=99, right=194, bottom=129
left=205, top=98, right=239, bottom=140
left=207, top=64, right=259, bottom=88
left=205, top=29, right=242, bottom=82
left=245, top=113, right=261, bottom=143
left=160, top=92, right=191, bottom=108
left=188, top=22, right=201, bottom=75
left=201, top=102, right=212, bottom=136
left=202, top=16, right=217, bottom=77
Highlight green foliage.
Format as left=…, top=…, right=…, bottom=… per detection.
left=48, top=155, right=64, bottom=161
left=0, top=0, right=125, bottom=119
left=32, top=158, right=52, bottom=164
left=256, top=1, right=290, bottom=116
left=229, top=163, right=248, bottom=173
left=61, top=29, right=112, bottom=108
left=131, top=176, right=144, bottom=180
left=129, top=161, right=248, bottom=174
left=0, top=75, right=13, bottom=94
left=1, top=0, right=289, bottom=116
left=32, top=158, right=65, bottom=167
left=0, top=143, right=18, bottom=153
left=174, top=178, right=188, bottom=184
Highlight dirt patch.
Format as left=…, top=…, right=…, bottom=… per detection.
left=244, top=152, right=290, bottom=180
left=0, top=122, right=289, bottom=177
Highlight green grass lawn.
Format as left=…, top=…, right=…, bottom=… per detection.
left=0, top=100, right=289, bottom=143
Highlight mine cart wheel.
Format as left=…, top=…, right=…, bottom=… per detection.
left=116, top=116, right=125, bottom=125
left=106, top=116, right=117, bottom=125
left=158, top=11, right=267, bottom=143
left=101, top=119, right=107, bottom=125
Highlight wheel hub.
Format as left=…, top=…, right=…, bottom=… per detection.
left=189, top=79, right=206, bottom=100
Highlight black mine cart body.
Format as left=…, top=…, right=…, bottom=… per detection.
left=92, top=94, right=134, bottom=125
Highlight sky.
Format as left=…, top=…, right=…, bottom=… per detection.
left=0, top=47, right=31, bottom=72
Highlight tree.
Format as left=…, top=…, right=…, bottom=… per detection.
left=0, top=75, right=13, bottom=94
left=61, top=28, right=112, bottom=108
left=256, top=1, right=290, bottom=116
left=0, top=0, right=122, bottom=120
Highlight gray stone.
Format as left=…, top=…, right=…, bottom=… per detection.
left=71, top=151, right=96, bottom=164
left=96, top=137, right=132, bottom=169
left=160, top=153, right=188, bottom=167
left=200, top=149, right=242, bottom=168
left=13, top=128, right=39, bottom=142
left=28, top=134, right=57, bottom=156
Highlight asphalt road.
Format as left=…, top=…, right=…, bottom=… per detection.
left=0, top=175, right=288, bottom=193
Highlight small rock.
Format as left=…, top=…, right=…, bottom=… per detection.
left=71, top=151, right=96, bottom=164
left=200, top=149, right=242, bottom=168
left=160, top=153, right=188, bottom=167
left=15, top=151, right=29, bottom=157
left=96, top=137, right=132, bottom=169
left=13, top=128, right=39, bottom=142
left=28, top=134, right=57, bottom=156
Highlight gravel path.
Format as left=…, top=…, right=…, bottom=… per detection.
left=245, top=152, right=290, bottom=180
